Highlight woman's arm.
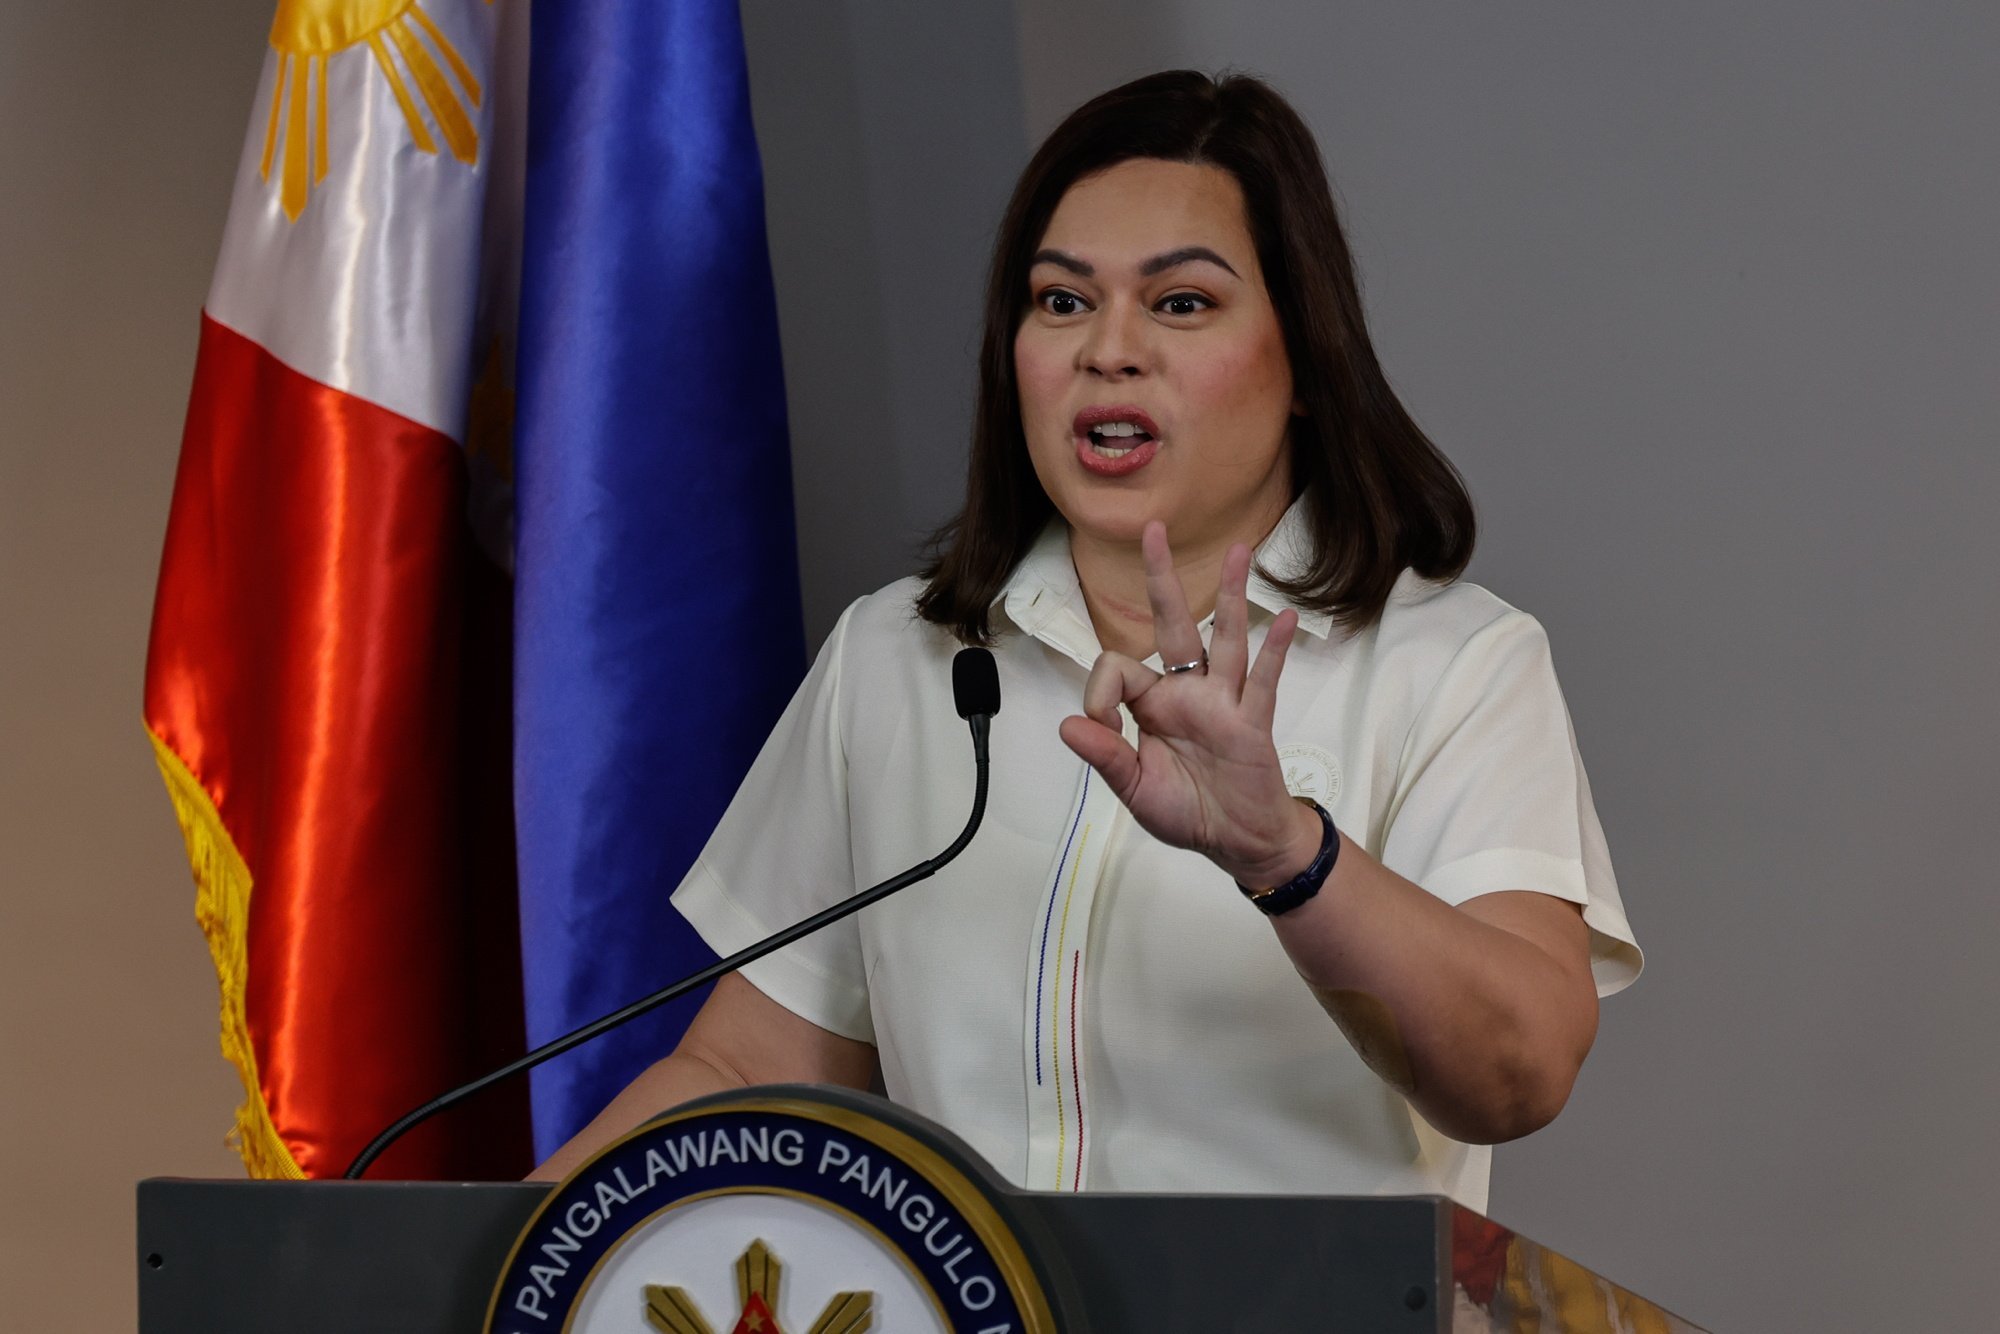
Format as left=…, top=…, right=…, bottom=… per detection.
left=529, top=972, right=879, bottom=1181
left=1259, top=793, right=1597, bottom=1142
left=1060, top=523, right=1598, bottom=1146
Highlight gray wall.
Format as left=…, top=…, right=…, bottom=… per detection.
left=5, top=0, right=1992, bottom=1328
left=764, top=2, right=2000, bottom=1329
left=742, top=0, right=1029, bottom=641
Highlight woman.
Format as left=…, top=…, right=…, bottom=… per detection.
left=534, top=70, right=1641, bottom=1212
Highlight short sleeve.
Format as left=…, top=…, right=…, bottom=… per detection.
left=670, top=598, right=875, bottom=1041
left=1379, top=609, right=1643, bottom=996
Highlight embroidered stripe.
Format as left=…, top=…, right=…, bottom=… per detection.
left=1049, top=824, right=1090, bottom=1088
left=1050, top=824, right=1091, bottom=1188
left=1051, top=956, right=1067, bottom=1189
left=1069, top=951, right=1084, bottom=1190
left=1033, top=769, right=1089, bottom=1085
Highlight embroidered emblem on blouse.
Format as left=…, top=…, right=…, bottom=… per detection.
left=1278, top=742, right=1341, bottom=806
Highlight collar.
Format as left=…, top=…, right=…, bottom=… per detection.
left=997, top=495, right=1338, bottom=658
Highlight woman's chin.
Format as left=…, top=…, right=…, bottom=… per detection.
left=1052, top=487, right=1176, bottom=546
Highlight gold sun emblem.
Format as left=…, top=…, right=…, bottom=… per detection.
left=261, top=0, right=489, bottom=219
left=645, top=1240, right=874, bottom=1334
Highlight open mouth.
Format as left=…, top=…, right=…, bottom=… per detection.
left=1083, top=420, right=1156, bottom=458
left=1071, top=407, right=1163, bottom=475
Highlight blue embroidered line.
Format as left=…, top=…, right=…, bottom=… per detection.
left=1034, top=768, right=1089, bottom=1085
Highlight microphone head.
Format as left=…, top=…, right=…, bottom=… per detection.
left=952, top=647, right=1001, bottom=719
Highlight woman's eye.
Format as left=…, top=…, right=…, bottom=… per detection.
left=1040, top=290, right=1085, bottom=316
left=1159, top=293, right=1211, bottom=317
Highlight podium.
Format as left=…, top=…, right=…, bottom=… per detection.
left=138, top=1087, right=1707, bottom=1332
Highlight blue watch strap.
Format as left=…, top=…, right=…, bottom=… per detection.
left=1236, top=797, right=1339, bottom=916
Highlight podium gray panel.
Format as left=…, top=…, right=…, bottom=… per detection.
left=1022, top=1192, right=1445, bottom=1329
left=139, top=1180, right=548, bottom=1334
left=142, top=1181, right=1458, bottom=1331
left=140, top=1179, right=1706, bottom=1331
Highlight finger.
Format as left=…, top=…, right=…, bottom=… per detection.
left=1243, top=607, right=1300, bottom=723
left=1081, top=650, right=1158, bottom=731
left=1206, top=542, right=1253, bottom=696
left=1142, top=521, right=1205, bottom=671
left=1059, top=715, right=1142, bottom=803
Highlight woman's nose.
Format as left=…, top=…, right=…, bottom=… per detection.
left=1076, top=299, right=1151, bottom=378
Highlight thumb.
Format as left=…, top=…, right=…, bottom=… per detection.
left=1058, top=715, right=1140, bottom=802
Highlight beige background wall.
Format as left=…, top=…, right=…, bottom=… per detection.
left=7, top=1, right=1998, bottom=1330
left=2, top=0, right=267, bottom=1327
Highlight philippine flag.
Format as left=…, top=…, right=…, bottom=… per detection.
left=145, top=0, right=535, bottom=1180
left=145, top=0, right=802, bottom=1178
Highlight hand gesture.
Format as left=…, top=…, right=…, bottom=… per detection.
left=1057, top=522, right=1318, bottom=888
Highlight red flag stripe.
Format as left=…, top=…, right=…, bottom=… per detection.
left=146, top=314, right=522, bottom=1178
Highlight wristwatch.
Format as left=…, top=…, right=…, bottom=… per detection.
left=1236, top=797, right=1340, bottom=916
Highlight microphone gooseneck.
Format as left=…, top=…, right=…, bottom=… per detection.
left=343, top=648, right=1000, bottom=1180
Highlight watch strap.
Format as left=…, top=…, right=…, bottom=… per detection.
left=1236, top=796, right=1339, bottom=917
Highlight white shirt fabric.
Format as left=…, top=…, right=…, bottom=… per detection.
left=672, top=499, right=1642, bottom=1212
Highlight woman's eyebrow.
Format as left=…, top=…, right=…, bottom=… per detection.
left=1030, top=248, right=1093, bottom=276
left=1139, top=246, right=1240, bottom=278
left=1029, top=245, right=1242, bottom=279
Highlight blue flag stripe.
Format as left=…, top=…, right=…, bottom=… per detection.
left=512, top=0, right=806, bottom=1157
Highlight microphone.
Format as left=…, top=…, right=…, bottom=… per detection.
left=344, top=647, right=1001, bottom=1179
left=953, top=639, right=999, bottom=755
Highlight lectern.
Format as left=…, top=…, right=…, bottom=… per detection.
left=138, top=1086, right=1707, bottom=1332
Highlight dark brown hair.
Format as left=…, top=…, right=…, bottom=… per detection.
left=915, top=69, right=1476, bottom=645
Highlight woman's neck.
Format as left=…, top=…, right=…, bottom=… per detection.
left=1069, top=494, right=1292, bottom=661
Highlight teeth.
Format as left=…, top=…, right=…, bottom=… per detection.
left=1089, top=443, right=1137, bottom=459
left=1090, top=421, right=1143, bottom=438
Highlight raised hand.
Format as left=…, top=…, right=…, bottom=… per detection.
left=1056, top=521, right=1320, bottom=889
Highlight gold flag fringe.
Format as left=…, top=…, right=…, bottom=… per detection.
left=147, top=726, right=306, bottom=1180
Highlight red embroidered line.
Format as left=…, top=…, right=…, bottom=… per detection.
left=1034, top=770, right=1089, bottom=1086
left=1069, top=950, right=1084, bottom=1191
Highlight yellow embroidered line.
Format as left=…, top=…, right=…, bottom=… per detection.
left=1050, top=822, right=1090, bottom=1190
left=146, top=725, right=305, bottom=1179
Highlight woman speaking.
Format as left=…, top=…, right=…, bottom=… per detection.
left=534, top=70, right=1641, bottom=1213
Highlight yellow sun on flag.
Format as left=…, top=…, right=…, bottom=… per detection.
left=262, top=0, right=488, bottom=220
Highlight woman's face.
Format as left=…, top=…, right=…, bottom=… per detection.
left=1014, top=158, right=1298, bottom=553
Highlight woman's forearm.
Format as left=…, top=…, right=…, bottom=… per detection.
left=526, top=973, right=881, bottom=1182
left=527, top=1049, right=745, bottom=1182
left=1261, top=812, right=1598, bottom=1144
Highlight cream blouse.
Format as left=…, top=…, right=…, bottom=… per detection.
left=673, top=498, right=1641, bottom=1212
